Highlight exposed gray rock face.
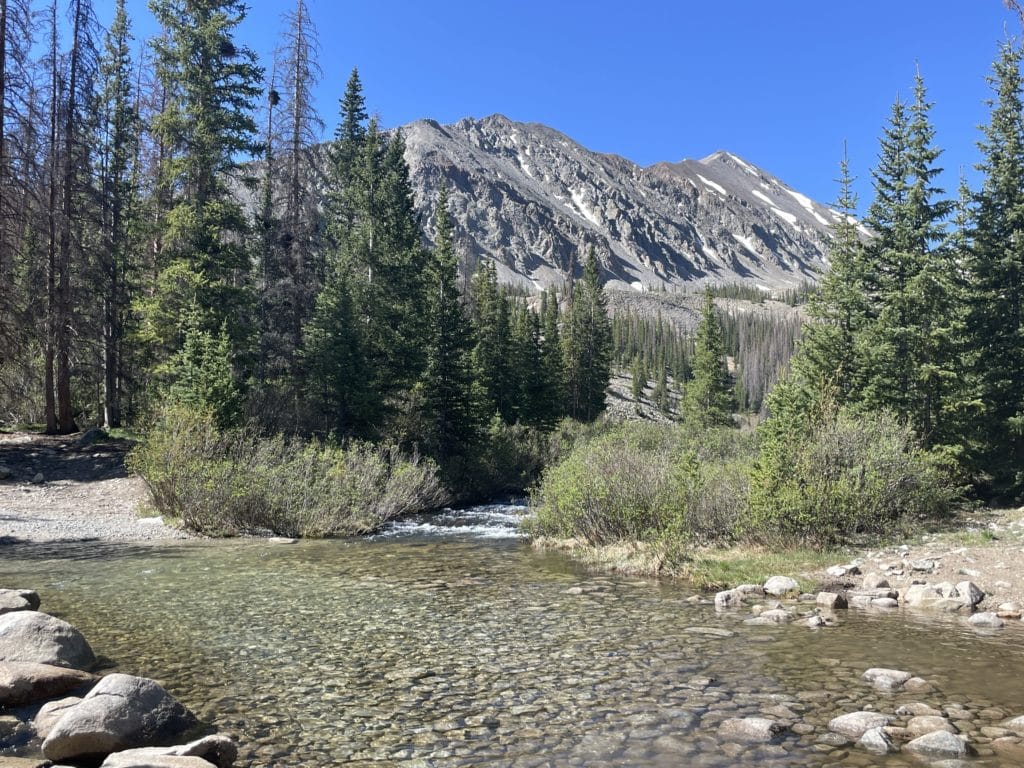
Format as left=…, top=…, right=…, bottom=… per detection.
left=41, top=674, right=198, bottom=762
left=402, top=115, right=839, bottom=291
left=0, top=662, right=94, bottom=706
left=0, top=612, right=95, bottom=670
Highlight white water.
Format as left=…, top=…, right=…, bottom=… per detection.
left=375, top=501, right=529, bottom=540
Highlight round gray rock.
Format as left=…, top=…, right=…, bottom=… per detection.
left=904, top=730, right=975, bottom=758
left=763, top=576, right=800, bottom=597
left=41, top=673, right=198, bottom=762
left=829, top=711, right=894, bottom=739
left=100, top=734, right=237, bottom=768
left=0, top=611, right=95, bottom=670
left=717, top=716, right=784, bottom=743
left=857, top=726, right=896, bottom=754
left=0, top=662, right=94, bottom=706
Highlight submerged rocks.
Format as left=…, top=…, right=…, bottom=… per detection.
left=968, top=612, right=1004, bottom=628
left=861, top=668, right=913, bottom=692
left=0, top=662, right=94, bottom=706
left=717, top=716, right=785, bottom=743
left=41, top=673, right=198, bottom=762
left=0, top=611, right=95, bottom=670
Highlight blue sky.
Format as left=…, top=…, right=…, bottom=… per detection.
left=106, top=1, right=1019, bottom=212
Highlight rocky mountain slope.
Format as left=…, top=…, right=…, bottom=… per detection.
left=402, top=114, right=847, bottom=292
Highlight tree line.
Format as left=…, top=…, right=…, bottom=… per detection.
left=0, top=0, right=612, bottom=479
left=770, top=53, right=1024, bottom=501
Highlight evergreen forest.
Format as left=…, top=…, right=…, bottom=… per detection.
left=3, top=0, right=1024, bottom=541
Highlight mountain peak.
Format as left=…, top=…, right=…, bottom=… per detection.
left=401, top=116, right=832, bottom=291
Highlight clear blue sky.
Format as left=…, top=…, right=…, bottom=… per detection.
left=106, top=1, right=1020, bottom=212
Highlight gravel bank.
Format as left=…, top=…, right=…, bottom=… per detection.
left=0, top=432, right=189, bottom=544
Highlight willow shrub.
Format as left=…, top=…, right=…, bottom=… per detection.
left=129, top=404, right=446, bottom=537
left=527, top=422, right=755, bottom=546
left=748, top=383, right=959, bottom=547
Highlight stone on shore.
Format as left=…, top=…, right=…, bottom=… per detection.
left=0, top=611, right=95, bottom=670
left=0, top=662, right=94, bottom=706
left=829, top=711, right=894, bottom=740
left=717, top=716, right=784, bottom=743
left=904, top=730, right=975, bottom=758
left=0, top=590, right=40, bottom=616
left=100, top=735, right=238, bottom=768
left=861, top=667, right=913, bottom=691
left=763, top=576, right=800, bottom=597
left=42, top=674, right=198, bottom=762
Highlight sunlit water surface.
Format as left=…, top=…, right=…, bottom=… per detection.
left=2, top=504, right=1024, bottom=766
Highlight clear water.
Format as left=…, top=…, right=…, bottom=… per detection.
left=2, top=506, right=1024, bottom=766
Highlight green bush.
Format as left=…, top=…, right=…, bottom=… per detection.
left=129, top=404, right=447, bottom=537
left=748, top=391, right=958, bottom=546
left=527, top=422, right=754, bottom=545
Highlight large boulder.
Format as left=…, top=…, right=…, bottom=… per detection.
left=0, top=591, right=40, bottom=616
left=101, top=735, right=237, bottom=768
left=41, top=674, right=198, bottom=762
left=0, top=611, right=95, bottom=670
left=903, top=584, right=966, bottom=612
left=0, top=662, right=94, bottom=706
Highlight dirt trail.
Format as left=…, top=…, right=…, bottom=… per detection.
left=0, top=431, right=187, bottom=544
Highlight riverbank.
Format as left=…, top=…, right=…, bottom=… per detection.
left=0, top=431, right=187, bottom=544
left=533, top=504, right=1024, bottom=613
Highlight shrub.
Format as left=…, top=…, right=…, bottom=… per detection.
left=527, top=422, right=754, bottom=545
left=129, top=404, right=447, bottom=537
left=748, top=386, right=959, bottom=546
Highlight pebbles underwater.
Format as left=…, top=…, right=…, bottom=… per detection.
left=2, top=511, right=1024, bottom=766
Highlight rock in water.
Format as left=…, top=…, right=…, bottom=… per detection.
left=0, top=611, right=96, bottom=670
left=0, top=590, right=40, bottom=615
left=41, top=674, right=198, bottom=762
left=904, top=730, right=975, bottom=758
left=861, top=667, right=913, bottom=691
left=857, top=726, right=896, bottom=754
left=100, top=735, right=238, bottom=768
left=0, top=662, right=94, bottom=706
left=717, top=717, right=785, bottom=743
left=829, top=711, right=894, bottom=739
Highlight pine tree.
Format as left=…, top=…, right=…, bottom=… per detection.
left=419, top=187, right=479, bottom=460
left=858, top=73, right=954, bottom=443
left=470, top=259, right=513, bottom=421
left=95, top=0, right=140, bottom=428
left=563, top=248, right=611, bottom=422
left=142, top=0, right=263, bottom=407
left=538, top=286, right=565, bottom=425
left=794, top=145, right=870, bottom=402
left=964, top=41, right=1024, bottom=496
left=683, top=291, right=734, bottom=427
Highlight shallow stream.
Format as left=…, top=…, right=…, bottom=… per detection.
left=3, top=503, right=1024, bottom=766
